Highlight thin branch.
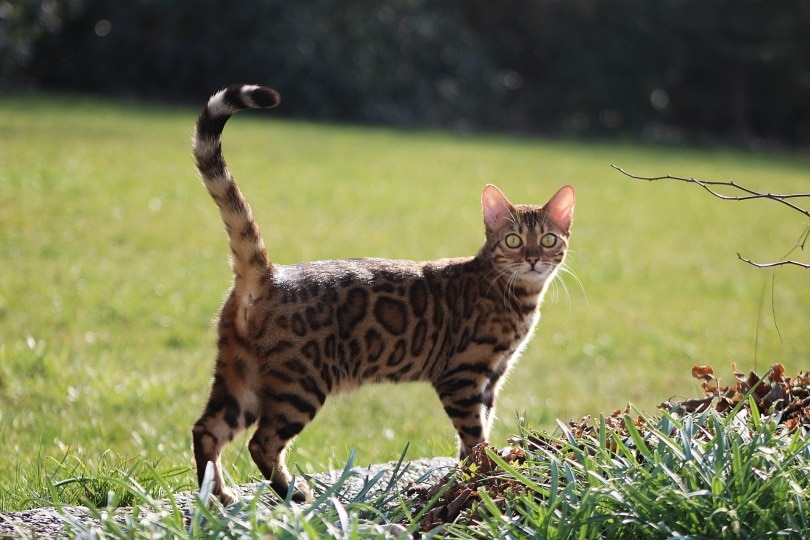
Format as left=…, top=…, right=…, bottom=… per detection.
left=610, top=164, right=810, bottom=219
left=737, top=254, right=810, bottom=269
left=738, top=221, right=809, bottom=270
left=612, top=164, right=809, bottom=270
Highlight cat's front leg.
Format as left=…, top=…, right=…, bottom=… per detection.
left=434, top=378, right=491, bottom=459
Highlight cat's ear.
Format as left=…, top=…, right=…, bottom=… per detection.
left=545, top=185, right=575, bottom=231
left=482, top=184, right=516, bottom=231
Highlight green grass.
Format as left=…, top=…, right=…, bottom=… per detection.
left=0, top=92, right=808, bottom=515
left=431, top=407, right=810, bottom=538
left=11, top=408, right=810, bottom=538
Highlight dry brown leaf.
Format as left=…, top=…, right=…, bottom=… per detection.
left=692, top=365, right=715, bottom=381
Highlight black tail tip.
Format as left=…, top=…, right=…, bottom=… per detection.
left=250, top=86, right=281, bottom=109
left=224, top=84, right=280, bottom=109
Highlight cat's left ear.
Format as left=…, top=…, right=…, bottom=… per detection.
left=482, top=184, right=516, bottom=231
left=545, top=185, right=575, bottom=231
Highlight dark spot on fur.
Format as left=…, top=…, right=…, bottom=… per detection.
left=372, top=282, right=396, bottom=293
left=283, top=358, right=305, bottom=372
left=337, top=288, right=368, bottom=338
left=409, top=281, right=428, bottom=317
left=299, top=376, right=326, bottom=406
left=278, top=393, right=318, bottom=417
left=453, top=395, right=484, bottom=407
left=456, top=328, right=472, bottom=353
left=365, top=328, right=385, bottom=362
left=374, top=297, right=408, bottom=335
left=320, top=364, right=334, bottom=390
left=362, top=364, right=380, bottom=379
left=223, top=394, right=240, bottom=428
left=460, top=425, right=483, bottom=438
left=323, top=285, right=339, bottom=303
left=262, top=367, right=294, bottom=382
left=301, top=340, right=322, bottom=368
left=443, top=405, right=468, bottom=419
left=291, top=313, right=307, bottom=336
left=386, top=339, right=407, bottom=366
left=324, top=335, right=336, bottom=358
left=411, top=320, right=427, bottom=357
left=463, top=279, right=477, bottom=318
left=233, top=357, right=248, bottom=379
left=277, top=422, right=305, bottom=441
left=436, top=377, right=477, bottom=398
left=257, top=340, right=294, bottom=359
left=304, top=304, right=332, bottom=331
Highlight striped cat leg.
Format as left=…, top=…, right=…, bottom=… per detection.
left=192, top=374, right=256, bottom=505
left=481, top=370, right=504, bottom=443
left=435, top=378, right=490, bottom=459
left=248, top=387, right=323, bottom=502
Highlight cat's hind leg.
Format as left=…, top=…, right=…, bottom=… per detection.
left=192, top=370, right=259, bottom=505
left=248, top=384, right=324, bottom=502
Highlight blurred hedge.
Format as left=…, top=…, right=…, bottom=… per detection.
left=3, top=0, right=809, bottom=144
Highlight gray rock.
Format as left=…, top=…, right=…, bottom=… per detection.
left=0, top=457, right=455, bottom=537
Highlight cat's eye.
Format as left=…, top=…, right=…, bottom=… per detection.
left=504, top=234, right=522, bottom=248
left=540, top=233, right=558, bottom=248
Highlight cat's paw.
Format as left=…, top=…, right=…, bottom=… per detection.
left=291, top=479, right=313, bottom=503
left=218, top=486, right=239, bottom=506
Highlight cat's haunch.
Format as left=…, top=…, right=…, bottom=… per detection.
left=191, top=84, right=575, bottom=504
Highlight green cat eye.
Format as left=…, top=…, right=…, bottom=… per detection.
left=540, top=233, right=558, bottom=248
left=505, top=234, right=522, bottom=248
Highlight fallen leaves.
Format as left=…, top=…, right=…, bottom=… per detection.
left=407, top=363, right=810, bottom=533
left=662, top=363, right=810, bottom=431
left=407, top=443, right=526, bottom=533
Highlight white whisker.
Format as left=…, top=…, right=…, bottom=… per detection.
left=557, top=263, right=588, bottom=308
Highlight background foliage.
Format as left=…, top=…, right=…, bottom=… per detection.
left=3, top=0, right=810, bottom=144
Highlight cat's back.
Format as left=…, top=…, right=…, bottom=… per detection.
left=249, top=256, right=483, bottom=349
left=270, top=256, right=479, bottom=295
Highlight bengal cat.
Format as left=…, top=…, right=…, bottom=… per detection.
left=191, top=84, right=575, bottom=504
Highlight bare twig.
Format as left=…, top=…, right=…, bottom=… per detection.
left=610, top=164, right=810, bottom=219
left=612, top=164, right=809, bottom=269
left=736, top=254, right=810, bottom=269
left=739, top=225, right=810, bottom=269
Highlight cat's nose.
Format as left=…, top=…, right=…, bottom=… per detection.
left=526, top=256, right=539, bottom=268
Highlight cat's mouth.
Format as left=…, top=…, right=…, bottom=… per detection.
left=523, top=263, right=554, bottom=281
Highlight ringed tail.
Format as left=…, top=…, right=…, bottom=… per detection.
left=193, top=84, right=280, bottom=284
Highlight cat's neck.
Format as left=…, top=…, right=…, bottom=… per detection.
left=471, top=245, right=551, bottom=303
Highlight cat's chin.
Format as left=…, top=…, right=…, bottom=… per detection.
left=518, top=266, right=558, bottom=288
left=517, top=270, right=550, bottom=287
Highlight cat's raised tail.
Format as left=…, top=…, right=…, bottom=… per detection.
left=193, top=84, right=280, bottom=284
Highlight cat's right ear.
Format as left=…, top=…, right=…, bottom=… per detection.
left=482, top=184, right=516, bottom=231
left=545, top=185, right=575, bottom=231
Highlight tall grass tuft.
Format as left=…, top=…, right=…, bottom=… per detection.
left=429, top=409, right=810, bottom=538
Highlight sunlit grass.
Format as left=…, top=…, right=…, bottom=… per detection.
left=438, top=408, right=810, bottom=538
left=0, top=92, right=807, bottom=512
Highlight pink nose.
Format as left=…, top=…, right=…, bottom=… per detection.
left=526, top=256, right=539, bottom=267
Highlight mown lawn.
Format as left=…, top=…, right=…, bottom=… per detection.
left=0, top=92, right=807, bottom=513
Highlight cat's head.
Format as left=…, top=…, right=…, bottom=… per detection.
left=481, top=184, right=575, bottom=288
